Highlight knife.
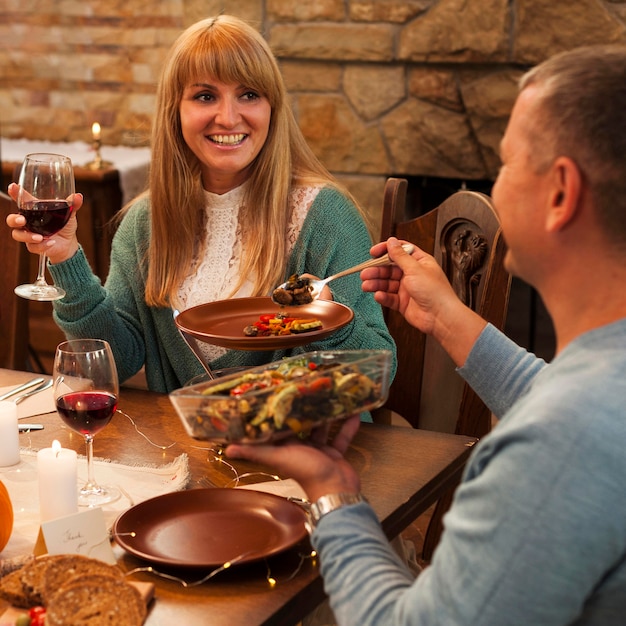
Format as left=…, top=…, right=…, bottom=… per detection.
left=0, top=378, right=45, bottom=402
left=19, top=424, right=44, bottom=432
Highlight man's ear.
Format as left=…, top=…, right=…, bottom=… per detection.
left=545, top=156, right=582, bottom=232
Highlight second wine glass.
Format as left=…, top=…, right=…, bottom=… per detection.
left=14, top=152, right=75, bottom=301
left=53, top=339, right=121, bottom=507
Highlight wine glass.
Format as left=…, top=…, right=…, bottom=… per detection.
left=14, top=152, right=75, bottom=301
left=53, top=339, right=121, bottom=507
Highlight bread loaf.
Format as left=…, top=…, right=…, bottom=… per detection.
left=46, top=573, right=146, bottom=626
left=0, top=568, right=31, bottom=608
left=0, top=554, right=146, bottom=625
left=39, top=554, right=123, bottom=604
left=18, top=555, right=59, bottom=606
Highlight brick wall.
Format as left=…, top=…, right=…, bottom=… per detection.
left=2, top=0, right=625, bottom=226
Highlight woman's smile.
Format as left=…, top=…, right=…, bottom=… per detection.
left=207, top=133, right=248, bottom=146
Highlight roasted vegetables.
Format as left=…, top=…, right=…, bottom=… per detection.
left=243, top=312, right=322, bottom=337
left=170, top=351, right=391, bottom=443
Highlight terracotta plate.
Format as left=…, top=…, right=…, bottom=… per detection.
left=175, top=296, right=354, bottom=350
left=112, top=488, right=308, bottom=569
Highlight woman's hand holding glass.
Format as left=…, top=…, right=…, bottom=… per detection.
left=6, top=166, right=83, bottom=281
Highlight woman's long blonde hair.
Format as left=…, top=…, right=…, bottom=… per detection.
left=143, top=15, right=355, bottom=307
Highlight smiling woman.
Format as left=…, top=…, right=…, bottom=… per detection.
left=5, top=15, right=396, bottom=394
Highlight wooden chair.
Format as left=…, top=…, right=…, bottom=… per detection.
left=0, top=183, right=30, bottom=370
left=372, top=178, right=511, bottom=560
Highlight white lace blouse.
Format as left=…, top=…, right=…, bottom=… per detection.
left=177, top=183, right=321, bottom=363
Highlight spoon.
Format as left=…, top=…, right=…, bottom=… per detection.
left=271, top=243, right=415, bottom=305
left=0, top=377, right=45, bottom=402
left=15, top=378, right=53, bottom=406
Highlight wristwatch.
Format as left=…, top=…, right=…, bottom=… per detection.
left=309, top=493, right=368, bottom=527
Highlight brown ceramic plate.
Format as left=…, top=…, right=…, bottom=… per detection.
left=112, top=488, right=308, bottom=569
left=175, top=296, right=354, bottom=350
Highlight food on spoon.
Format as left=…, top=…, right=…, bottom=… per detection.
left=272, top=274, right=314, bottom=305
left=243, top=312, right=322, bottom=337
left=170, top=350, right=392, bottom=443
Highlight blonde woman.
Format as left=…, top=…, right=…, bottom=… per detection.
left=7, top=15, right=395, bottom=393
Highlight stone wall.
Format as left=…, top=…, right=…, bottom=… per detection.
left=1, top=0, right=625, bottom=227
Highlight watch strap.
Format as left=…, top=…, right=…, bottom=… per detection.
left=309, top=492, right=367, bottom=527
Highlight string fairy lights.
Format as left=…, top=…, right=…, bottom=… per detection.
left=108, top=408, right=316, bottom=589
left=116, top=408, right=285, bottom=487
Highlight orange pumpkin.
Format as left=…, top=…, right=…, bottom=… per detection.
left=0, top=480, right=13, bottom=552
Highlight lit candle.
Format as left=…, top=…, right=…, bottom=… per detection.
left=92, top=122, right=101, bottom=140
left=0, top=401, right=20, bottom=467
left=37, top=440, right=78, bottom=522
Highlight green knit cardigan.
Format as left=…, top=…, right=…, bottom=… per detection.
left=49, top=187, right=397, bottom=393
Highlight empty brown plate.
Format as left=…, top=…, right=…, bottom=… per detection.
left=112, top=488, right=308, bottom=568
left=174, top=296, right=354, bottom=350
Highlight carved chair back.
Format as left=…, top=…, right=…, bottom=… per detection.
left=373, top=178, right=511, bottom=438
left=372, top=178, right=511, bottom=559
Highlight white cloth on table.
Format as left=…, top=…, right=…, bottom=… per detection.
left=0, top=137, right=151, bottom=205
left=0, top=450, right=190, bottom=560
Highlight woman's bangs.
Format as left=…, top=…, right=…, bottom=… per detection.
left=180, top=32, right=279, bottom=105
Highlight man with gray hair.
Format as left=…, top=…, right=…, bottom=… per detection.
left=227, top=45, right=626, bottom=625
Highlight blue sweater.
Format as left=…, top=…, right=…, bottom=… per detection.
left=313, top=321, right=626, bottom=625
left=48, top=187, right=396, bottom=393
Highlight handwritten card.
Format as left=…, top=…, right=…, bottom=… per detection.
left=37, top=507, right=116, bottom=564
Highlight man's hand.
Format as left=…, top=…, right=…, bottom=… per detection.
left=226, top=415, right=362, bottom=503
left=361, top=237, right=487, bottom=367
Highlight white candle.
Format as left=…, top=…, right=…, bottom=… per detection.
left=37, top=440, right=78, bottom=522
left=0, top=401, right=20, bottom=467
left=92, top=122, right=101, bottom=140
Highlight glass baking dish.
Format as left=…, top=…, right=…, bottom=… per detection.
left=169, top=350, right=392, bottom=444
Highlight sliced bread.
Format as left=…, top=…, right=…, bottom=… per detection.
left=46, top=573, right=146, bottom=626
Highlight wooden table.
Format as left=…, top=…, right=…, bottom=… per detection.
left=0, top=369, right=476, bottom=625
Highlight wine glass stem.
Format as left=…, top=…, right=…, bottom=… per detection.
left=35, top=253, right=49, bottom=286
left=84, top=434, right=99, bottom=491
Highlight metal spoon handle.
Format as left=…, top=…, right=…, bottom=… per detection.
left=0, top=377, right=45, bottom=402
left=15, top=379, right=53, bottom=405
left=325, top=243, right=415, bottom=283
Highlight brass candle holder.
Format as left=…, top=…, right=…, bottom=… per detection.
left=85, top=123, right=112, bottom=170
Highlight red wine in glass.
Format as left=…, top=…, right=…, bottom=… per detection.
left=14, top=152, right=75, bottom=301
left=53, top=338, right=120, bottom=507
left=56, top=391, right=118, bottom=436
left=19, top=200, right=73, bottom=237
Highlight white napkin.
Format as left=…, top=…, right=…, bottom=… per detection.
left=0, top=384, right=56, bottom=420
left=0, top=450, right=190, bottom=560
